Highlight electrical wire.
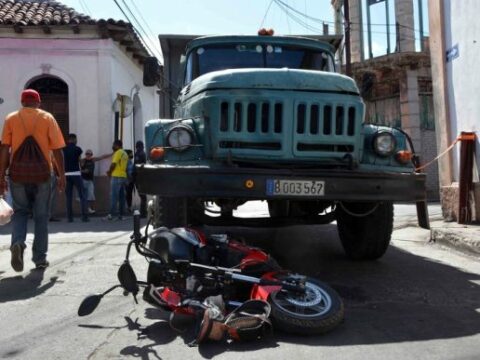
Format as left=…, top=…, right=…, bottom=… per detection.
left=111, top=0, right=159, bottom=60
left=128, top=0, right=159, bottom=48
left=78, top=0, right=90, bottom=16
left=284, top=0, right=291, bottom=34
left=120, top=0, right=163, bottom=59
left=273, top=1, right=328, bottom=34
left=274, top=0, right=336, bottom=24
left=260, top=0, right=275, bottom=29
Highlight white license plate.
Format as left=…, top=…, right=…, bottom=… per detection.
left=266, top=179, right=325, bottom=196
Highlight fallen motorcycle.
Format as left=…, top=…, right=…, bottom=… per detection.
left=78, top=213, right=344, bottom=343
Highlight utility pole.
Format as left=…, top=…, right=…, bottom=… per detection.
left=344, top=0, right=352, bottom=76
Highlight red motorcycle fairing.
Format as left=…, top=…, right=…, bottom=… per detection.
left=151, top=287, right=195, bottom=315
left=227, top=239, right=270, bottom=269
left=250, top=272, right=282, bottom=301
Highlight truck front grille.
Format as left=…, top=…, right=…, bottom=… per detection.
left=214, top=97, right=362, bottom=161
left=294, top=102, right=358, bottom=154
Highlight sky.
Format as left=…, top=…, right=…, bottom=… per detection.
left=60, top=0, right=428, bottom=62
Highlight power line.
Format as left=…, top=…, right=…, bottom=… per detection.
left=128, top=0, right=158, bottom=45
left=111, top=0, right=160, bottom=59
left=274, top=0, right=336, bottom=25
left=78, top=0, right=90, bottom=16
left=120, top=0, right=162, bottom=59
left=260, top=0, right=275, bottom=29
left=284, top=0, right=291, bottom=34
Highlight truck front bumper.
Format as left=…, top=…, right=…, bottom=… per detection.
left=136, top=164, right=427, bottom=202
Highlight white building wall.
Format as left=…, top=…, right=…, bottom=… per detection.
left=443, top=0, right=480, bottom=181
left=0, top=37, right=158, bottom=176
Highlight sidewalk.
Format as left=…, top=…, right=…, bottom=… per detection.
left=430, top=220, right=480, bottom=255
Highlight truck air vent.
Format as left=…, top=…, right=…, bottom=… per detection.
left=219, top=101, right=283, bottom=134
left=295, top=104, right=356, bottom=137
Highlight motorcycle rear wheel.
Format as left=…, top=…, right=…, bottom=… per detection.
left=268, top=276, right=344, bottom=335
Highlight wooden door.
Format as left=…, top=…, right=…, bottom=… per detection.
left=41, top=94, right=69, bottom=140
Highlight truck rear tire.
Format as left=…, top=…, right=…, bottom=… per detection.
left=336, top=201, right=393, bottom=260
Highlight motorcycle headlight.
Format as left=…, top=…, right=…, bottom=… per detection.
left=166, top=125, right=194, bottom=152
left=373, top=131, right=396, bottom=157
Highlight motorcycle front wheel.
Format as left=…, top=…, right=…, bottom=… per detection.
left=268, top=276, right=344, bottom=335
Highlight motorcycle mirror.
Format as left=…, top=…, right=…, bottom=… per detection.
left=78, top=294, right=103, bottom=317
left=117, top=261, right=139, bottom=295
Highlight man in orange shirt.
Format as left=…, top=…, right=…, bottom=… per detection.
left=0, top=89, right=66, bottom=272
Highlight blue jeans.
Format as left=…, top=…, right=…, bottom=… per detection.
left=110, top=177, right=127, bottom=217
left=10, top=179, right=51, bottom=264
left=49, top=173, right=57, bottom=219
left=66, top=175, right=87, bottom=220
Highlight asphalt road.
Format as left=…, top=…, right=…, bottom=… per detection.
left=0, top=203, right=479, bottom=360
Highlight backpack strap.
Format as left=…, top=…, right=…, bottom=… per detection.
left=18, top=111, right=42, bottom=137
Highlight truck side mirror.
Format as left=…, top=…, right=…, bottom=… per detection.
left=143, top=57, right=161, bottom=87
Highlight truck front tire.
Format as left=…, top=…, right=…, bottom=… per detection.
left=149, top=197, right=203, bottom=228
left=336, top=201, right=393, bottom=260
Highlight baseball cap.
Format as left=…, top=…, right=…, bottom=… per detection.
left=21, top=89, right=41, bottom=103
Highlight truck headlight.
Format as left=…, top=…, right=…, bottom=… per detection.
left=166, top=125, right=194, bottom=151
left=373, top=131, right=396, bottom=157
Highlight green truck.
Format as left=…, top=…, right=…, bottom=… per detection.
left=138, top=34, right=428, bottom=260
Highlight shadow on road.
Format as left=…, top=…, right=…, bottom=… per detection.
left=117, top=312, right=279, bottom=360
left=223, top=224, right=480, bottom=347
left=0, top=216, right=137, bottom=236
left=0, top=269, right=58, bottom=303
left=76, top=223, right=479, bottom=358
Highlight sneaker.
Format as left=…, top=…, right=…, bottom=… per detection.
left=10, top=243, right=24, bottom=272
left=103, top=214, right=113, bottom=221
left=35, top=260, right=49, bottom=269
left=88, top=208, right=96, bottom=214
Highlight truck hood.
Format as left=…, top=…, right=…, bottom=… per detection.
left=182, top=68, right=360, bottom=99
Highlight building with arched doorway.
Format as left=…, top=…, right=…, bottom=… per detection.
left=0, top=0, right=160, bottom=213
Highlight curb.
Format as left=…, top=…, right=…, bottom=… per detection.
left=430, top=224, right=480, bottom=256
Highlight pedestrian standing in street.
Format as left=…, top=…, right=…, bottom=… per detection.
left=63, top=133, right=88, bottom=222
left=48, top=155, right=61, bottom=222
left=125, top=149, right=134, bottom=213
left=80, top=149, right=111, bottom=214
left=133, top=141, right=147, bottom=217
left=105, top=140, right=128, bottom=221
left=0, top=89, right=65, bottom=271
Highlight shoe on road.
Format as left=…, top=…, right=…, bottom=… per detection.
left=35, top=260, right=50, bottom=270
left=88, top=208, right=96, bottom=214
left=10, top=243, right=24, bottom=272
left=103, top=214, right=113, bottom=221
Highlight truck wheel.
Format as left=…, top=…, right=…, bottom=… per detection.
left=336, top=201, right=393, bottom=260
left=149, top=197, right=203, bottom=228
left=150, top=196, right=187, bottom=228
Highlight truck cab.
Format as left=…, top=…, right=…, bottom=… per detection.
left=137, top=34, right=428, bottom=260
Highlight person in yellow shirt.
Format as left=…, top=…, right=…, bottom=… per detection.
left=105, top=140, right=128, bottom=221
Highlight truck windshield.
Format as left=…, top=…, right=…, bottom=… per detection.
left=184, top=44, right=335, bottom=84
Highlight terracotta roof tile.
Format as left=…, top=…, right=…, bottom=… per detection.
left=0, top=0, right=110, bottom=26
left=0, top=0, right=154, bottom=61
